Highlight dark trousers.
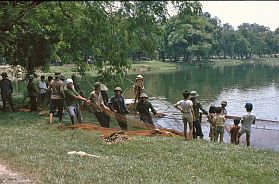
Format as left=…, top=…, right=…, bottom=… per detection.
left=193, top=120, right=203, bottom=138
left=115, top=113, right=128, bottom=131
left=94, top=112, right=110, bottom=128
left=140, top=114, right=154, bottom=125
left=1, top=93, right=15, bottom=111
left=38, top=93, right=47, bottom=106
left=30, top=96, right=37, bottom=111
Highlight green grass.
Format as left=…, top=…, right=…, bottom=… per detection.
left=1, top=112, right=279, bottom=183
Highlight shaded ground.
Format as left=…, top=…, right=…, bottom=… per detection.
left=0, top=164, right=32, bottom=184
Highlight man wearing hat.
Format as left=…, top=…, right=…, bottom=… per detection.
left=190, top=91, right=208, bottom=139
left=27, top=75, right=39, bottom=111
left=0, top=72, right=15, bottom=111
left=100, top=83, right=111, bottom=125
left=136, top=93, right=158, bottom=125
left=48, top=72, right=64, bottom=126
left=64, top=78, right=87, bottom=125
left=237, top=103, right=256, bottom=147
left=108, top=87, right=129, bottom=130
left=133, top=74, right=145, bottom=103
left=88, top=82, right=110, bottom=128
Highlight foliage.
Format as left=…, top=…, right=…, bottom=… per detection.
left=1, top=1, right=279, bottom=80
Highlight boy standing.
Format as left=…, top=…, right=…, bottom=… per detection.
left=213, top=107, right=226, bottom=142
left=208, top=106, right=216, bottom=141
left=230, top=119, right=240, bottom=144
left=174, top=91, right=195, bottom=141
left=237, top=103, right=256, bottom=147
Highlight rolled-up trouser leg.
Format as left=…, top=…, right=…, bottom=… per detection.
left=193, top=120, right=203, bottom=138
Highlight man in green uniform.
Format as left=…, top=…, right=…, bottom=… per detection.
left=64, top=78, right=87, bottom=125
left=190, top=91, right=208, bottom=139
left=136, top=93, right=158, bottom=125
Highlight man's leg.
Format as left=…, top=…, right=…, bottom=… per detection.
left=183, top=119, right=187, bottom=140
left=236, top=132, right=243, bottom=145
left=195, top=120, right=204, bottom=139
left=116, top=113, right=128, bottom=131
left=2, top=94, right=7, bottom=111
left=193, top=121, right=197, bottom=139
left=7, top=94, right=15, bottom=111
left=246, top=132, right=251, bottom=147
left=49, top=113, right=53, bottom=126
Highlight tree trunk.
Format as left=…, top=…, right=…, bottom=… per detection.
left=161, top=51, right=165, bottom=62
left=137, top=51, right=141, bottom=61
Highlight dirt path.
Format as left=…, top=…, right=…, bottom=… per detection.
left=0, top=164, right=32, bottom=184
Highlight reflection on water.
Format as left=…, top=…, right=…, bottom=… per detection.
left=124, top=63, right=279, bottom=121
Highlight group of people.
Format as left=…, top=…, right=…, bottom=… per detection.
left=174, top=90, right=256, bottom=146
left=1, top=71, right=256, bottom=146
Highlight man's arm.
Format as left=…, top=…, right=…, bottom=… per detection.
left=198, top=103, right=208, bottom=115
left=150, top=103, right=157, bottom=115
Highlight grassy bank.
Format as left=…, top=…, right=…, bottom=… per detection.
left=1, top=112, right=279, bottom=183
left=44, top=58, right=279, bottom=77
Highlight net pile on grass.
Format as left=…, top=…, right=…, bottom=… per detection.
left=62, top=123, right=183, bottom=138
left=100, top=131, right=131, bottom=144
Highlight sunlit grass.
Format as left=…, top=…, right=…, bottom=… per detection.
left=1, top=112, right=279, bottom=183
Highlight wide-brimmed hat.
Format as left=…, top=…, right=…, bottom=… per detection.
left=100, top=84, right=108, bottom=91
left=28, top=75, right=35, bottom=80
left=1, top=72, right=8, bottom=77
left=136, top=75, right=143, bottom=79
left=244, top=103, right=253, bottom=109
left=114, top=87, right=122, bottom=92
left=221, top=101, right=227, bottom=105
left=94, top=82, right=101, bottom=87
left=140, top=93, right=148, bottom=98
left=54, top=72, right=61, bottom=78
left=190, top=91, right=199, bottom=98
left=65, top=78, right=73, bottom=85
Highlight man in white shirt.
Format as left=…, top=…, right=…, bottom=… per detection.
left=174, top=90, right=195, bottom=141
left=237, top=103, right=256, bottom=147
left=38, top=75, right=48, bottom=106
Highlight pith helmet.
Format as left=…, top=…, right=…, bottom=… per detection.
left=114, top=87, right=122, bottom=92
left=140, top=93, right=148, bottom=98
left=100, top=84, right=108, bottom=91
left=221, top=101, right=227, bottom=106
left=94, top=82, right=101, bottom=87
left=28, top=75, right=35, bottom=80
left=65, top=78, right=73, bottom=85
left=54, top=72, right=61, bottom=78
left=136, top=75, right=143, bottom=79
left=190, top=91, right=199, bottom=98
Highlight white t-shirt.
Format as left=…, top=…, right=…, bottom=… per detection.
left=175, top=99, right=193, bottom=118
left=241, top=112, right=256, bottom=131
left=38, top=80, right=47, bottom=94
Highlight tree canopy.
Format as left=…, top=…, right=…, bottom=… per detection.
left=1, top=1, right=279, bottom=85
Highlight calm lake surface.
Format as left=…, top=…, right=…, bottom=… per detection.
left=120, top=62, right=279, bottom=122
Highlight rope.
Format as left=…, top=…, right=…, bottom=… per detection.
left=226, top=115, right=279, bottom=123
